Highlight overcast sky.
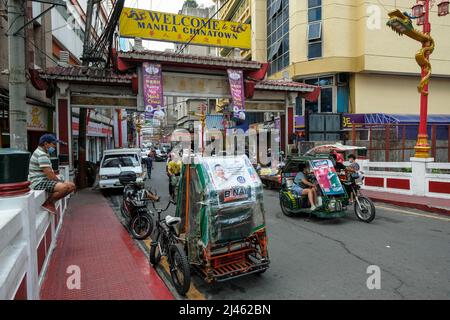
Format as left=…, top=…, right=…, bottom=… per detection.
left=124, top=0, right=216, bottom=51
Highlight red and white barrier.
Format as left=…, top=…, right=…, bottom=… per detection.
left=359, top=158, right=450, bottom=200
left=0, top=166, right=71, bottom=300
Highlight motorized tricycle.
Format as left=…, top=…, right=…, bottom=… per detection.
left=279, top=152, right=375, bottom=222
left=150, top=154, right=269, bottom=293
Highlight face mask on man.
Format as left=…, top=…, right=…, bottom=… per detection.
left=47, top=146, right=55, bottom=154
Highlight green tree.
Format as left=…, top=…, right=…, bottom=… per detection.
left=184, top=0, right=198, bottom=8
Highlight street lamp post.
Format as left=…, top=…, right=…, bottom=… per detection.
left=387, top=0, right=448, bottom=158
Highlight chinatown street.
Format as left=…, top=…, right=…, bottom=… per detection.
left=103, top=162, right=450, bottom=300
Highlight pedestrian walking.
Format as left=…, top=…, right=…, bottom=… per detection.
left=145, top=149, right=155, bottom=179
left=28, top=134, right=76, bottom=214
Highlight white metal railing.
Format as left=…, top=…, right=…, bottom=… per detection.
left=0, top=165, right=71, bottom=300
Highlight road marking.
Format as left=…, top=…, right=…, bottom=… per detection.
left=378, top=205, right=450, bottom=222
left=142, top=238, right=205, bottom=300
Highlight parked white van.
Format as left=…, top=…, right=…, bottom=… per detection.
left=99, top=148, right=145, bottom=189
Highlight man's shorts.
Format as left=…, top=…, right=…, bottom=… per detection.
left=33, top=178, right=58, bottom=193
left=291, top=184, right=304, bottom=196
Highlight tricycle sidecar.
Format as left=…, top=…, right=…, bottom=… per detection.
left=174, top=154, right=269, bottom=283
left=279, top=156, right=349, bottom=218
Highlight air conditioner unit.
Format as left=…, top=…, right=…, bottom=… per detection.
left=58, top=51, right=70, bottom=66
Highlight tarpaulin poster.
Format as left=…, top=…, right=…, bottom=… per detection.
left=227, top=69, right=245, bottom=121
left=202, top=156, right=256, bottom=204
left=310, top=159, right=345, bottom=195
left=142, top=62, right=164, bottom=121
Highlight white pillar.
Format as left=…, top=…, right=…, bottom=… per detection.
left=410, top=157, right=434, bottom=196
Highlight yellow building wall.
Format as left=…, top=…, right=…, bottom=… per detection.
left=288, top=0, right=450, bottom=77
left=354, top=73, right=450, bottom=114
left=251, top=0, right=268, bottom=62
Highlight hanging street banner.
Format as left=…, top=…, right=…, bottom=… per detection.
left=119, top=7, right=251, bottom=49
left=142, top=62, right=165, bottom=121
left=227, top=69, right=246, bottom=121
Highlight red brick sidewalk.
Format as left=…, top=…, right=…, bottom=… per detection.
left=40, top=190, right=173, bottom=300
left=362, top=189, right=450, bottom=216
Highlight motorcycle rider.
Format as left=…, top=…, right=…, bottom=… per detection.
left=345, top=154, right=360, bottom=203
left=292, top=163, right=318, bottom=211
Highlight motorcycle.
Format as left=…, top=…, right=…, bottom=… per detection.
left=149, top=200, right=191, bottom=296
left=119, top=171, right=156, bottom=240
left=279, top=154, right=375, bottom=222
left=340, top=174, right=376, bottom=223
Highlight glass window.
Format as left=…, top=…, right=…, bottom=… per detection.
left=308, top=22, right=322, bottom=40
left=267, top=0, right=289, bottom=75
left=295, top=96, right=303, bottom=115
left=318, top=76, right=334, bottom=86
left=308, top=41, right=322, bottom=59
left=320, top=88, right=333, bottom=113
left=268, top=39, right=282, bottom=60
left=305, top=78, right=319, bottom=86
left=308, top=0, right=322, bottom=8
left=269, top=0, right=282, bottom=18
left=305, top=100, right=319, bottom=113
left=308, top=7, right=322, bottom=22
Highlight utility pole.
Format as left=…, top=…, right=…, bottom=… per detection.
left=8, top=0, right=27, bottom=150
left=77, top=0, right=95, bottom=188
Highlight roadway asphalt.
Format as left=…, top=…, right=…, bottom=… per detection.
left=103, top=161, right=450, bottom=300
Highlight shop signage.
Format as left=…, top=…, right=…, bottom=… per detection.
left=142, top=62, right=164, bottom=121
left=72, top=118, right=113, bottom=137
left=27, top=105, right=48, bottom=131
left=227, top=69, right=245, bottom=120
left=342, top=114, right=365, bottom=128
left=119, top=8, right=251, bottom=49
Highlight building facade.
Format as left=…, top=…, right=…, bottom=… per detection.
left=268, top=0, right=450, bottom=116
left=0, top=0, right=117, bottom=162
left=215, top=0, right=267, bottom=61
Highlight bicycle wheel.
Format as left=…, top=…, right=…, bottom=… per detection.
left=130, top=213, right=153, bottom=240
left=169, top=243, right=191, bottom=296
left=149, top=242, right=162, bottom=266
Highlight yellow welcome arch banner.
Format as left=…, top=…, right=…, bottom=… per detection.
left=119, top=7, right=251, bottom=50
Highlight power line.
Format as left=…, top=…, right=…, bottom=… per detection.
left=176, top=0, right=232, bottom=54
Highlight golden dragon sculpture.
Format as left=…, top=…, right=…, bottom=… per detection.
left=387, top=9, right=435, bottom=95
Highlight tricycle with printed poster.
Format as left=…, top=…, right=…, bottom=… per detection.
left=279, top=151, right=375, bottom=222
left=164, top=154, right=269, bottom=284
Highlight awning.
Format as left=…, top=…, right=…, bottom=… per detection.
left=364, top=113, right=450, bottom=124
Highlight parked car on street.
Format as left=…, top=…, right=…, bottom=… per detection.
left=141, top=148, right=149, bottom=159
left=99, top=148, right=146, bottom=189
left=161, top=143, right=171, bottom=154
left=154, top=149, right=168, bottom=162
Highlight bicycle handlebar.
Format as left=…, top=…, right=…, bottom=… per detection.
left=152, top=199, right=175, bottom=212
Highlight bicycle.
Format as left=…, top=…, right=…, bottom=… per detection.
left=149, top=199, right=191, bottom=296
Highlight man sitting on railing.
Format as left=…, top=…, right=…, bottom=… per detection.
left=28, top=134, right=76, bottom=214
